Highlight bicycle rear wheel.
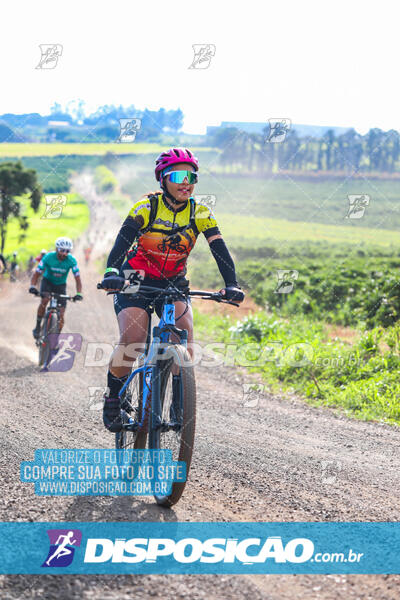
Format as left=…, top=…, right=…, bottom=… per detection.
left=149, top=344, right=196, bottom=507
left=115, top=358, right=147, bottom=450
left=39, top=312, right=58, bottom=367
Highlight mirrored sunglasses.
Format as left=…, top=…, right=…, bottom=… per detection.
left=166, top=170, right=198, bottom=184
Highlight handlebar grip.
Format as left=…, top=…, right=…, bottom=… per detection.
left=97, top=283, right=103, bottom=289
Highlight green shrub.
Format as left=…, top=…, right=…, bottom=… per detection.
left=194, top=308, right=400, bottom=425
left=94, top=165, right=118, bottom=194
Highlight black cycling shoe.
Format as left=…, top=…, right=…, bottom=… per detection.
left=103, top=396, right=122, bottom=432
left=32, top=326, right=40, bottom=340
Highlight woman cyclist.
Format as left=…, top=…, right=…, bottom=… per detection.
left=100, top=148, right=244, bottom=432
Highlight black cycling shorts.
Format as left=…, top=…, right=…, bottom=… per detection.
left=113, top=263, right=190, bottom=318
left=40, top=277, right=67, bottom=307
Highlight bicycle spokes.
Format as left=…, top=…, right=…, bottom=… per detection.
left=158, top=370, right=183, bottom=459
left=115, top=359, right=148, bottom=450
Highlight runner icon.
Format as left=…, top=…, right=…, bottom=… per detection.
left=45, top=531, right=77, bottom=566
left=48, top=334, right=76, bottom=368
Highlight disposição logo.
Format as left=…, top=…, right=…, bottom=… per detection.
left=42, top=529, right=82, bottom=567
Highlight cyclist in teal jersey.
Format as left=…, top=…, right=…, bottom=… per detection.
left=29, top=237, right=83, bottom=338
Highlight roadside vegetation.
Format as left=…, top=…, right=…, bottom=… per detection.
left=93, top=165, right=118, bottom=194
left=3, top=193, right=89, bottom=265
left=193, top=308, right=400, bottom=426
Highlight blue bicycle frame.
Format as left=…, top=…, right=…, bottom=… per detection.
left=118, top=298, right=188, bottom=430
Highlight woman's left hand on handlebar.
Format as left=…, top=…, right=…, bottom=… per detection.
left=219, top=286, right=245, bottom=303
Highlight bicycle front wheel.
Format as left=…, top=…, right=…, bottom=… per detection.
left=149, top=344, right=196, bottom=507
left=115, top=358, right=147, bottom=450
left=39, top=312, right=58, bottom=367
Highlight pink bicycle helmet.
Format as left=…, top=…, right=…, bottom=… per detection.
left=155, top=148, right=199, bottom=181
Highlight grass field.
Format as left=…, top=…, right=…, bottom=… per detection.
left=108, top=193, right=399, bottom=251
left=113, top=156, right=400, bottom=232
left=216, top=213, right=400, bottom=247
left=197, top=174, right=400, bottom=232
left=0, top=143, right=214, bottom=158
left=3, top=193, right=89, bottom=264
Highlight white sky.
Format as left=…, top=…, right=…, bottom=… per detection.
left=1, top=0, right=398, bottom=134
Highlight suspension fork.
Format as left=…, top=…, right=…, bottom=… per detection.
left=140, top=314, right=153, bottom=423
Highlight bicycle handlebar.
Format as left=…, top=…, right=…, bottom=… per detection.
left=96, top=282, right=240, bottom=307
left=39, top=292, right=75, bottom=301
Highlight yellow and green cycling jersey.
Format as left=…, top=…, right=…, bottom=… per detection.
left=126, top=193, right=219, bottom=279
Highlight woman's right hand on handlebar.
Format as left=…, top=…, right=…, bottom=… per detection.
left=100, top=273, right=125, bottom=291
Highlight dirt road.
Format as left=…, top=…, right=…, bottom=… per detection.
left=0, top=176, right=399, bottom=599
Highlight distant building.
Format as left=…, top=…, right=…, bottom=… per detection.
left=47, top=121, right=70, bottom=128
left=207, top=121, right=351, bottom=138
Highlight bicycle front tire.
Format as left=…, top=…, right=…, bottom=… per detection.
left=115, top=359, right=147, bottom=450
left=149, top=344, right=196, bottom=507
left=39, top=312, right=58, bottom=367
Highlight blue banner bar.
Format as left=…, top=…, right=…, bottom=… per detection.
left=0, top=522, right=399, bottom=574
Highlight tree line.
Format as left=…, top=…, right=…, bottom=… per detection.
left=212, top=126, right=400, bottom=174
left=0, top=102, right=184, bottom=143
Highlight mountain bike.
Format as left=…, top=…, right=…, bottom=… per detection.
left=36, top=292, right=75, bottom=369
left=97, top=279, right=238, bottom=507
